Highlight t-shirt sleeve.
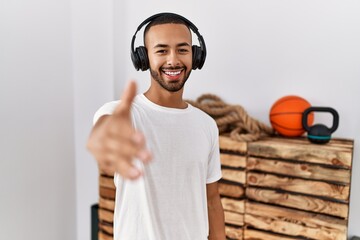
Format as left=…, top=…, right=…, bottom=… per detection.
left=92, top=100, right=121, bottom=188
left=206, top=121, right=222, bottom=184
left=93, top=100, right=120, bottom=125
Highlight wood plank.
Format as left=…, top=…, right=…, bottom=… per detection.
left=219, top=136, right=247, bottom=154
left=99, top=169, right=114, bottom=178
left=245, top=202, right=347, bottom=240
left=326, top=138, right=354, bottom=148
left=99, top=187, right=116, bottom=200
left=222, top=169, right=246, bottom=184
left=260, top=136, right=354, bottom=149
left=247, top=172, right=350, bottom=201
left=99, top=175, right=115, bottom=189
left=247, top=139, right=352, bottom=168
left=99, top=221, right=113, bottom=235
left=247, top=157, right=351, bottom=184
left=244, top=229, right=302, bottom=240
left=98, top=208, right=113, bottom=223
left=219, top=182, right=244, bottom=198
left=99, top=197, right=115, bottom=212
left=225, top=225, right=243, bottom=240
left=221, top=153, right=246, bottom=168
left=221, top=198, right=245, bottom=213
left=98, top=231, right=113, bottom=240
left=224, top=210, right=244, bottom=226
left=246, top=187, right=348, bottom=218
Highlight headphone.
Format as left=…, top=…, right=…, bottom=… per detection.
left=131, top=12, right=207, bottom=71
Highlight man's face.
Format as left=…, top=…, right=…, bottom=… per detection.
left=145, top=23, right=192, bottom=92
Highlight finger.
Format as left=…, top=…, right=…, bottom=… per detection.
left=98, top=160, right=116, bottom=176
left=131, top=132, right=146, bottom=149
left=136, top=149, right=152, bottom=163
left=106, top=131, right=152, bottom=163
left=101, top=165, right=115, bottom=176
left=106, top=118, right=134, bottom=139
left=115, top=157, right=142, bottom=180
left=132, top=132, right=152, bottom=163
left=103, top=129, right=143, bottom=152
left=114, top=80, right=137, bottom=115
left=104, top=138, right=139, bottom=160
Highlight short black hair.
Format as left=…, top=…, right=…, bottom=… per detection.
left=143, top=13, right=191, bottom=45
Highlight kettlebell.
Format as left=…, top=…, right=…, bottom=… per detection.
left=302, top=107, right=339, bottom=144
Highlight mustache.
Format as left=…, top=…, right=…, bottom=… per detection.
left=161, top=66, right=184, bottom=70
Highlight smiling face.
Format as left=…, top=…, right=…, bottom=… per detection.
left=145, top=23, right=193, bottom=92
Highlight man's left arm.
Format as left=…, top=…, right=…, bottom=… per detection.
left=207, top=182, right=226, bottom=240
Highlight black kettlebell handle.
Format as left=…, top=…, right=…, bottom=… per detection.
left=302, top=107, right=339, bottom=133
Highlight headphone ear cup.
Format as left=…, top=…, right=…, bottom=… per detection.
left=132, top=46, right=149, bottom=71
left=137, top=46, right=149, bottom=71
left=192, top=45, right=205, bottom=70
left=192, top=46, right=200, bottom=70
left=131, top=48, right=141, bottom=71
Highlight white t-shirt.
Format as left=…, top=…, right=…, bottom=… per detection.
left=94, top=94, right=222, bottom=240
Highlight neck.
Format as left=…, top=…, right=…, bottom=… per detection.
left=144, top=83, right=188, bottom=109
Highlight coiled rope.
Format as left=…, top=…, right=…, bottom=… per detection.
left=187, top=94, right=274, bottom=142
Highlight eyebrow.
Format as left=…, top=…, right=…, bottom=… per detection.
left=153, top=42, right=191, bottom=48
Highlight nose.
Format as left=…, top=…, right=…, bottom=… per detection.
left=166, top=50, right=180, bottom=66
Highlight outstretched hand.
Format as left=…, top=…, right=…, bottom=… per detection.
left=87, top=81, right=152, bottom=179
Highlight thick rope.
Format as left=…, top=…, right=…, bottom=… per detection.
left=186, top=94, right=275, bottom=142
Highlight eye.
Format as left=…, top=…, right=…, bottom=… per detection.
left=178, top=48, right=190, bottom=54
left=156, top=49, right=167, bottom=54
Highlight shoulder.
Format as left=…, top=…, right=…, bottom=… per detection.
left=189, top=105, right=220, bottom=151
left=93, top=100, right=120, bottom=125
left=92, top=95, right=144, bottom=125
left=190, top=105, right=218, bottom=130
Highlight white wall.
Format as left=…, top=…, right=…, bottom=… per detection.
left=0, top=0, right=76, bottom=239
left=71, top=0, right=115, bottom=239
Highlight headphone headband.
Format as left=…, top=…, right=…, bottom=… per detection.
left=135, top=12, right=199, bottom=34
left=131, top=12, right=207, bottom=71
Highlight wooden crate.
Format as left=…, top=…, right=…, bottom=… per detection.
left=220, top=135, right=354, bottom=240
left=98, top=174, right=115, bottom=240
left=219, top=136, right=248, bottom=239
left=96, top=136, right=354, bottom=240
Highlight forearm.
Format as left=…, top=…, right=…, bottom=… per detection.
left=208, top=194, right=226, bottom=240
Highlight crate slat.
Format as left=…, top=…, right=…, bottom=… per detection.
left=247, top=172, right=350, bottom=201
left=99, top=175, right=115, bottom=189
left=244, top=228, right=302, bottom=240
left=219, top=136, right=247, bottom=154
left=99, top=221, right=113, bottom=235
left=99, top=187, right=116, bottom=200
left=222, top=169, right=246, bottom=184
left=98, top=231, right=113, bottom=240
left=221, top=153, right=246, bottom=168
left=224, top=210, right=244, bottom=226
left=99, top=197, right=115, bottom=212
left=219, top=182, right=245, bottom=198
left=247, top=139, right=352, bottom=168
left=245, top=202, right=347, bottom=240
left=98, top=208, right=114, bottom=223
left=225, top=225, right=243, bottom=240
left=246, top=187, right=348, bottom=218
left=221, top=198, right=245, bottom=213
left=247, top=157, right=350, bottom=184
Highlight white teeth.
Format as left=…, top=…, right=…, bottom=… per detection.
left=164, top=71, right=181, bottom=76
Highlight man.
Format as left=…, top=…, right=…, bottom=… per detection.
left=87, top=13, right=226, bottom=240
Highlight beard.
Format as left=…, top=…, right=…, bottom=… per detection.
left=150, top=66, right=191, bottom=92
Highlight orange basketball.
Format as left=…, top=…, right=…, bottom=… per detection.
left=269, top=95, right=314, bottom=137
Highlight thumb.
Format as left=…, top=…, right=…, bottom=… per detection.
left=114, top=80, right=137, bottom=115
